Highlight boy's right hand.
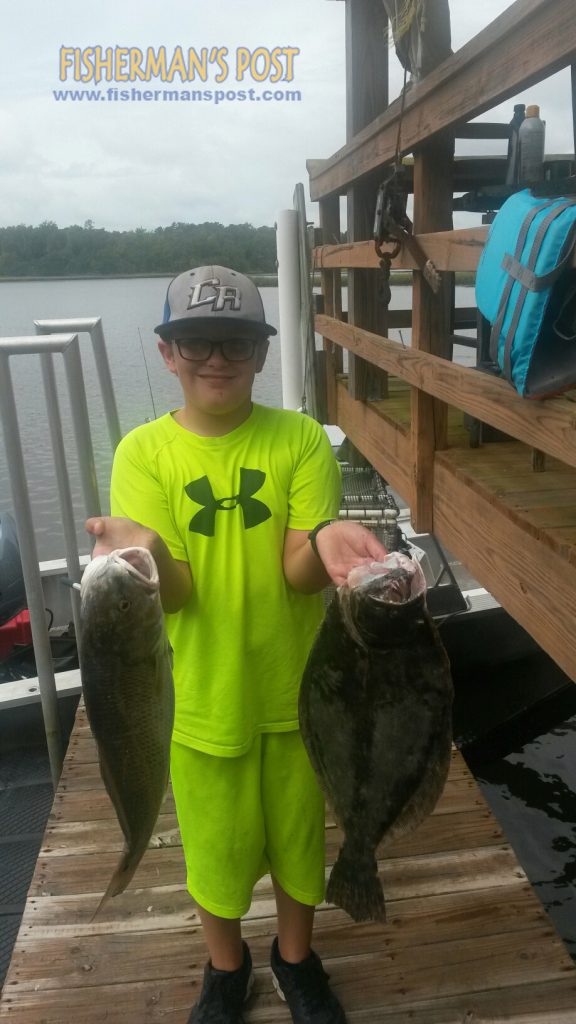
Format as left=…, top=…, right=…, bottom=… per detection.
left=86, top=517, right=192, bottom=613
left=85, top=516, right=157, bottom=560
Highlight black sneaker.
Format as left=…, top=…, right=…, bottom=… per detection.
left=188, top=941, right=254, bottom=1023
left=270, top=937, right=347, bottom=1023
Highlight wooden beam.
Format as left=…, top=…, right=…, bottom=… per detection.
left=454, top=122, right=511, bottom=140
left=433, top=458, right=576, bottom=682
left=411, top=129, right=454, bottom=530
left=345, top=0, right=388, bottom=139
left=319, top=196, right=343, bottom=422
left=347, top=176, right=390, bottom=401
left=316, top=315, right=576, bottom=469
left=314, top=226, right=576, bottom=272
left=314, top=226, right=488, bottom=271
left=572, top=64, right=576, bottom=160
left=345, top=0, right=390, bottom=403
left=386, top=308, right=478, bottom=330
left=309, top=0, right=576, bottom=199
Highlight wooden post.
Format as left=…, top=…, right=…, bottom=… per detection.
left=411, top=129, right=454, bottom=530
left=345, top=0, right=389, bottom=401
left=319, top=196, right=343, bottom=424
left=572, top=64, right=576, bottom=161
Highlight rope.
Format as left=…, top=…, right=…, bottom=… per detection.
left=386, top=0, right=424, bottom=47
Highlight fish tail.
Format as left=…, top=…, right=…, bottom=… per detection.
left=326, top=845, right=386, bottom=923
left=90, top=847, right=141, bottom=921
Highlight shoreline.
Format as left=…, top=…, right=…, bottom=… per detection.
left=0, top=271, right=476, bottom=286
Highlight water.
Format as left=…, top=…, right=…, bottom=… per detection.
left=0, top=277, right=285, bottom=560
left=0, top=277, right=475, bottom=560
left=475, top=716, right=576, bottom=960
left=0, top=276, right=574, bottom=960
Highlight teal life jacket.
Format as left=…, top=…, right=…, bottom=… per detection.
left=475, top=189, right=576, bottom=398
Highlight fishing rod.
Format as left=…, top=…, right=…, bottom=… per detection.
left=137, top=326, right=158, bottom=420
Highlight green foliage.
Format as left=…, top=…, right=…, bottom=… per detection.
left=0, top=221, right=278, bottom=277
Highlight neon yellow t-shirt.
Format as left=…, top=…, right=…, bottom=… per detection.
left=110, top=404, right=341, bottom=756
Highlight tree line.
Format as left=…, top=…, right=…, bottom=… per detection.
left=0, top=221, right=278, bottom=277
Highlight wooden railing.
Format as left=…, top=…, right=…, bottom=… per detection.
left=310, top=0, right=575, bottom=200
left=311, top=0, right=576, bottom=531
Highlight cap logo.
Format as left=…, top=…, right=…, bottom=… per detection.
left=186, top=276, right=242, bottom=313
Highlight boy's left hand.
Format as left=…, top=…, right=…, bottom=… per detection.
left=315, top=521, right=388, bottom=586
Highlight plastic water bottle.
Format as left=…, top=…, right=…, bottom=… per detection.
left=519, top=105, right=546, bottom=183
left=505, top=104, right=525, bottom=185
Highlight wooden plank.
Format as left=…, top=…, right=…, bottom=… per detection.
left=5, top=895, right=557, bottom=994
left=19, top=882, right=540, bottom=947
left=492, top=488, right=576, bottom=508
left=387, top=307, right=480, bottom=331
left=4, top=730, right=576, bottom=1021
left=318, top=197, right=342, bottom=330
left=341, top=808, right=505, bottom=860
left=345, top=0, right=388, bottom=138
left=20, top=885, right=197, bottom=935
left=347, top=176, right=390, bottom=401
left=2, top=975, right=576, bottom=1024
left=313, top=226, right=488, bottom=272
left=2, top=933, right=575, bottom=1024
left=455, top=121, right=511, bottom=140
left=572, top=63, right=576, bottom=159
left=316, top=316, right=576, bottom=470
left=49, top=788, right=175, bottom=823
left=433, top=457, right=576, bottom=681
left=314, top=227, right=576, bottom=272
left=309, top=0, right=576, bottom=199
left=435, top=444, right=576, bottom=565
left=411, top=129, right=454, bottom=530
left=8, top=868, right=544, bottom=982
left=2, top=926, right=573, bottom=1015
left=42, top=813, right=180, bottom=856
left=43, top=795, right=500, bottom=862
left=345, top=0, right=389, bottom=402
left=335, top=380, right=412, bottom=504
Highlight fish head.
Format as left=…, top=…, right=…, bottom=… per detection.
left=80, top=547, right=164, bottom=655
left=339, top=553, right=427, bottom=646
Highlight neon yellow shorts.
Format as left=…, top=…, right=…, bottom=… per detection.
left=170, top=730, right=326, bottom=919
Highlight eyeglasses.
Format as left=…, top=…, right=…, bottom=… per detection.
left=174, top=338, right=258, bottom=362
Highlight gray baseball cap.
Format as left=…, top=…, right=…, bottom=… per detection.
left=155, top=265, right=277, bottom=340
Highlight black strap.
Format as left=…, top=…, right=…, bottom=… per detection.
left=308, top=520, right=335, bottom=558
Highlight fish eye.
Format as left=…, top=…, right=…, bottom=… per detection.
left=118, top=599, right=131, bottom=612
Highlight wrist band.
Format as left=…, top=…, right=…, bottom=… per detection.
left=308, top=520, right=336, bottom=558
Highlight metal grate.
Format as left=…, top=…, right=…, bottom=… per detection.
left=0, top=785, right=54, bottom=836
left=0, top=913, right=21, bottom=989
left=339, top=467, right=399, bottom=511
left=0, top=746, right=52, bottom=789
left=0, top=839, right=41, bottom=905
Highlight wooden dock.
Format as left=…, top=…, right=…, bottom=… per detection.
left=0, top=705, right=575, bottom=1022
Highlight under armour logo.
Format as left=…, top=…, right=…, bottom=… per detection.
left=185, top=468, right=271, bottom=537
left=187, top=277, right=241, bottom=313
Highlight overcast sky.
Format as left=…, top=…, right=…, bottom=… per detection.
left=0, top=0, right=572, bottom=231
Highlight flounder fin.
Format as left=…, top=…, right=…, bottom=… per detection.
left=327, top=844, right=386, bottom=923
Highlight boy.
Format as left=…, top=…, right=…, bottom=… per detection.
left=87, top=265, right=387, bottom=1024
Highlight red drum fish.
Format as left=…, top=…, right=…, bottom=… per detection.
left=80, top=547, right=174, bottom=914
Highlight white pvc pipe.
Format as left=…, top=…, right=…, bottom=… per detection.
left=276, top=210, right=303, bottom=411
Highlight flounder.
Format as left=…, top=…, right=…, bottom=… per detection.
left=299, top=552, right=453, bottom=922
